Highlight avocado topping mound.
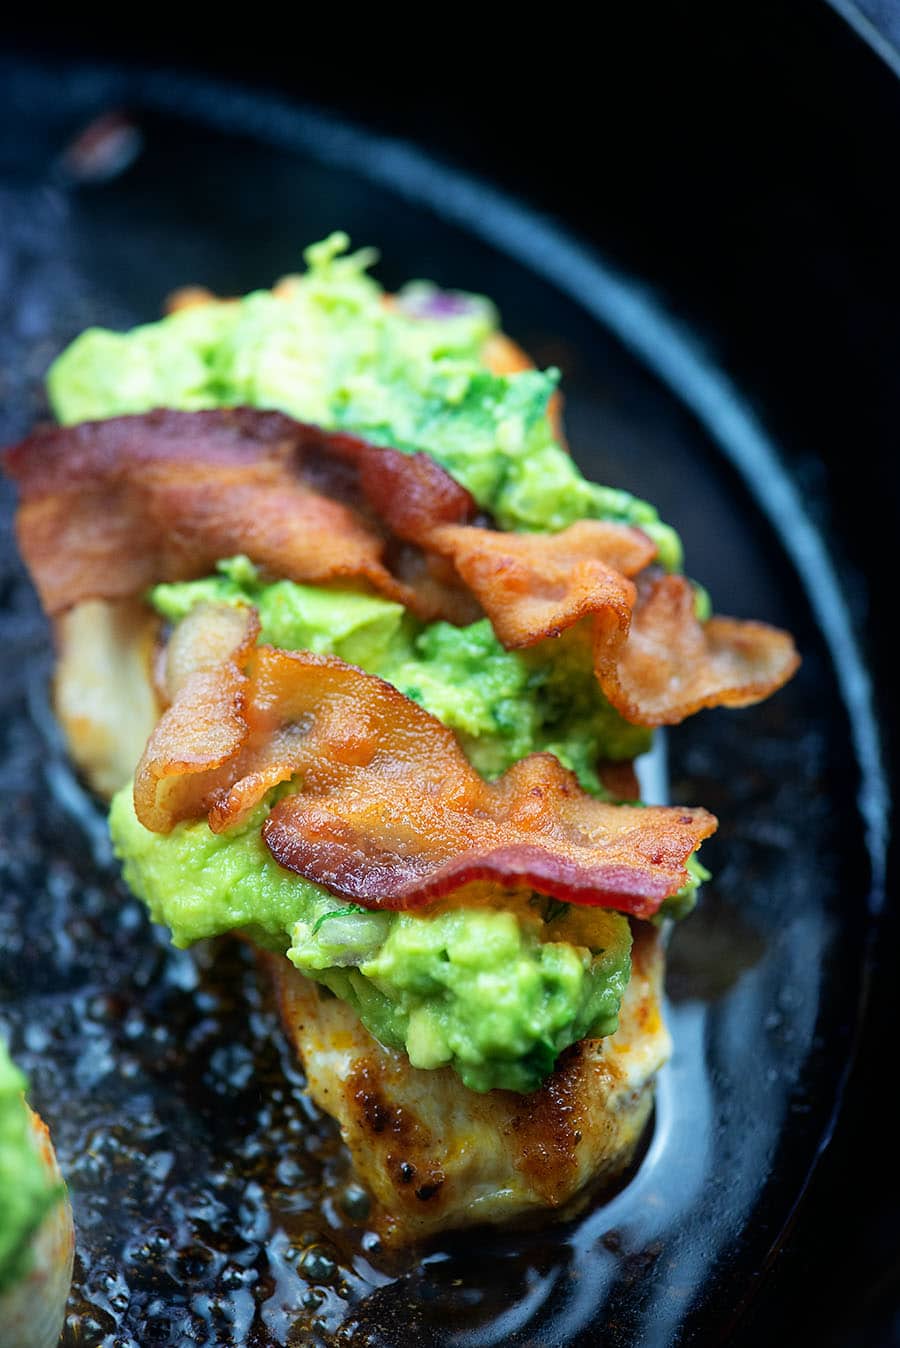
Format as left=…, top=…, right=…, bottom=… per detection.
left=47, top=232, right=681, bottom=568
left=110, top=788, right=632, bottom=1095
left=151, top=556, right=652, bottom=789
left=109, top=560, right=708, bottom=1093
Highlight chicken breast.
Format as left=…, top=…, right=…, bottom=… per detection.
left=263, top=920, right=670, bottom=1245
left=45, top=310, right=663, bottom=1246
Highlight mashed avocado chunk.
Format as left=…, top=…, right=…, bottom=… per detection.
left=0, top=1042, right=62, bottom=1294
left=47, top=233, right=681, bottom=568
left=292, top=901, right=630, bottom=1095
left=150, top=557, right=652, bottom=788
left=109, top=790, right=632, bottom=1094
left=110, top=790, right=316, bottom=952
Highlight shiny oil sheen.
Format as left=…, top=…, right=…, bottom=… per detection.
left=0, top=62, right=881, bottom=1347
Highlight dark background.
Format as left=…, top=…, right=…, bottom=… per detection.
left=4, top=3, right=898, bottom=1343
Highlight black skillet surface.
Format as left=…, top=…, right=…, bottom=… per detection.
left=0, top=61, right=888, bottom=1347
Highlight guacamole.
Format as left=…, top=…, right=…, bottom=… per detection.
left=292, top=901, right=631, bottom=1095
left=150, top=557, right=652, bottom=789
left=0, top=1042, right=62, bottom=1294
left=47, top=233, right=681, bottom=568
left=109, top=789, right=632, bottom=1094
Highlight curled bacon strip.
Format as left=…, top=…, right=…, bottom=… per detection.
left=133, top=604, right=717, bottom=918
left=426, top=519, right=655, bottom=650
left=422, top=526, right=799, bottom=725
left=3, top=408, right=476, bottom=621
left=4, top=407, right=799, bottom=726
left=601, top=571, right=801, bottom=726
left=135, top=603, right=259, bottom=833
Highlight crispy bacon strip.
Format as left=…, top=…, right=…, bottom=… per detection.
left=423, top=525, right=798, bottom=723
left=264, top=757, right=715, bottom=918
left=134, top=603, right=259, bottom=833
left=3, top=408, right=475, bottom=620
left=132, top=605, right=717, bottom=918
left=600, top=571, right=802, bottom=726
left=426, top=519, right=655, bottom=649
left=4, top=407, right=798, bottom=726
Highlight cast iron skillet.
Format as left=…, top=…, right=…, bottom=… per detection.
left=0, top=59, right=887, bottom=1347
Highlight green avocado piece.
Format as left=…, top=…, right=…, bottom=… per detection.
left=292, top=903, right=631, bottom=1094
left=151, top=555, right=407, bottom=669
left=0, top=1042, right=64, bottom=1295
left=109, top=788, right=319, bottom=952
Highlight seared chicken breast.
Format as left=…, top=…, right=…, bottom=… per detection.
left=13, top=239, right=783, bottom=1254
